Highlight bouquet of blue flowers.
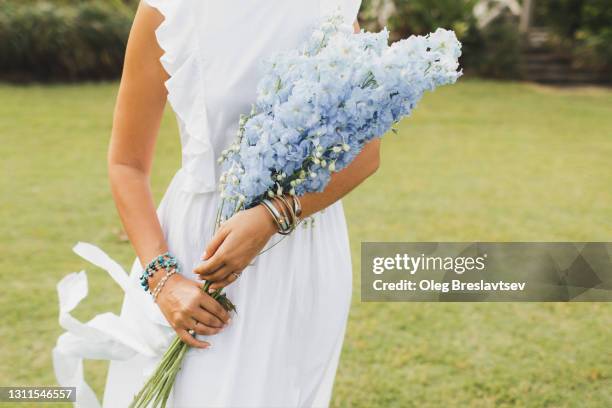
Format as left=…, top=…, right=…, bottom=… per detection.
left=215, top=15, right=461, bottom=224
left=131, top=15, right=461, bottom=408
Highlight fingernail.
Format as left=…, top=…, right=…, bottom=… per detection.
left=227, top=318, right=232, bottom=326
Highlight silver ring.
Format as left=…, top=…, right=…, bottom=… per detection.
left=188, top=329, right=195, bottom=336
left=232, top=272, right=241, bottom=279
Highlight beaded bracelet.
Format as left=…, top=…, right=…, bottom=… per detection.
left=139, top=252, right=179, bottom=292
left=152, top=268, right=177, bottom=302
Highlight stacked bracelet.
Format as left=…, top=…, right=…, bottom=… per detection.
left=261, top=195, right=302, bottom=235
left=152, top=268, right=177, bottom=302
left=139, top=252, right=180, bottom=293
left=261, top=199, right=286, bottom=232
left=292, top=195, right=302, bottom=218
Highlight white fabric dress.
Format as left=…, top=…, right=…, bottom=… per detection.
left=56, top=1, right=361, bottom=407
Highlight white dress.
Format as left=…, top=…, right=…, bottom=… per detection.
left=53, top=1, right=361, bottom=408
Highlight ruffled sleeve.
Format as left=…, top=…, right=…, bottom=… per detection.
left=321, top=0, right=363, bottom=24
left=145, top=0, right=217, bottom=193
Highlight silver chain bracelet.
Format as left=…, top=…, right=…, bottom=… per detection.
left=152, top=268, right=177, bottom=302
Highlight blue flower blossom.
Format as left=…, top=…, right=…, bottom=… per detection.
left=217, top=15, right=462, bottom=220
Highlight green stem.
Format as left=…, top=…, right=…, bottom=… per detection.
left=129, top=338, right=184, bottom=408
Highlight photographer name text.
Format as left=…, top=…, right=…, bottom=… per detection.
left=373, top=279, right=526, bottom=292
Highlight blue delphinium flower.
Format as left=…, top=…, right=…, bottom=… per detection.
left=216, top=15, right=462, bottom=222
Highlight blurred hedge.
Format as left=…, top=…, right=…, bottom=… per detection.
left=1, top=0, right=520, bottom=82
left=0, top=0, right=135, bottom=81
left=1, top=0, right=609, bottom=82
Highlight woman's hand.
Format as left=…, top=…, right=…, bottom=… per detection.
left=193, top=205, right=277, bottom=290
left=156, top=273, right=231, bottom=348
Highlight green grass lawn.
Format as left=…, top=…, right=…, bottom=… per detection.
left=1, top=80, right=611, bottom=407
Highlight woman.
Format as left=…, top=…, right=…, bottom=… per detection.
left=104, top=0, right=379, bottom=406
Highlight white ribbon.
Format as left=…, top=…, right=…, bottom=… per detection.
left=53, top=243, right=174, bottom=407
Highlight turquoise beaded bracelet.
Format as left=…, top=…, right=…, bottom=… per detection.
left=140, top=252, right=179, bottom=293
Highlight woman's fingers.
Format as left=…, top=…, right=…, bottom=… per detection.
left=177, top=329, right=210, bottom=349
left=192, top=320, right=223, bottom=336
left=201, top=226, right=230, bottom=261
left=200, top=264, right=234, bottom=282
left=200, top=294, right=231, bottom=323
left=193, top=251, right=225, bottom=277
left=193, top=323, right=220, bottom=336
left=209, top=272, right=240, bottom=291
left=191, top=306, right=225, bottom=329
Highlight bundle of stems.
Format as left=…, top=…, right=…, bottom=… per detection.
left=129, top=281, right=235, bottom=408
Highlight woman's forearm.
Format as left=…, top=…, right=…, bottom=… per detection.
left=108, top=163, right=167, bottom=269
left=299, top=139, right=380, bottom=218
